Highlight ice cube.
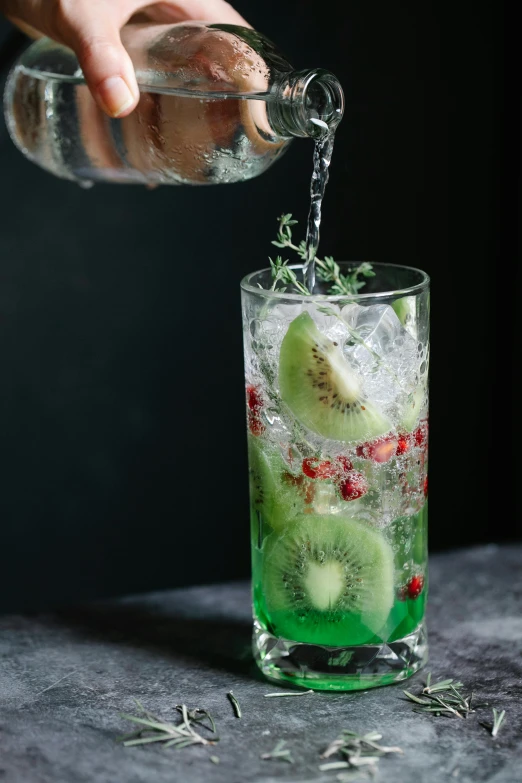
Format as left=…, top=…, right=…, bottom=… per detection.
left=342, top=304, right=419, bottom=410
left=305, top=302, right=351, bottom=345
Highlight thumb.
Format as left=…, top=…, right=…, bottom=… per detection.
left=62, top=18, right=139, bottom=117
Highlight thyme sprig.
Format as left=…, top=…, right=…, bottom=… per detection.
left=261, top=739, right=294, bottom=763
left=118, top=700, right=218, bottom=749
left=269, top=256, right=310, bottom=295
left=319, top=730, right=402, bottom=777
left=271, top=214, right=375, bottom=296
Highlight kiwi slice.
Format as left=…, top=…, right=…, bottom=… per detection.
left=248, top=436, right=305, bottom=532
left=279, top=313, right=391, bottom=443
left=392, top=296, right=414, bottom=326
left=263, top=514, right=394, bottom=645
left=400, top=388, right=425, bottom=432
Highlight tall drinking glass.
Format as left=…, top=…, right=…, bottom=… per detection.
left=241, top=263, right=430, bottom=690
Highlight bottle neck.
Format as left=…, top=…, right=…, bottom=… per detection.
left=268, top=69, right=344, bottom=140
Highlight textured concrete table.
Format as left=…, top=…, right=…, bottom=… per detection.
left=0, top=545, right=521, bottom=783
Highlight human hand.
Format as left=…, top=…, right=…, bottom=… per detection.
left=0, top=0, right=248, bottom=117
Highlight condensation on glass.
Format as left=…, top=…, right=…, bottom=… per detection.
left=241, top=263, right=430, bottom=690
left=4, top=23, right=344, bottom=186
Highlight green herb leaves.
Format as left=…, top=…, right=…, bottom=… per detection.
left=403, top=674, right=476, bottom=719
left=263, top=689, right=314, bottom=698
left=320, top=729, right=402, bottom=778
left=261, top=739, right=294, bottom=763
left=404, top=672, right=506, bottom=736
left=227, top=691, right=242, bottom=718
left=481, top=708, right=507, bottom=739
left=269, top=256, right=310, bottom=295
left=270, top=214, right=374, bottom=296
left=318, top=258, right=375, bottom=296
left=118, top=700, right=218, bottom=749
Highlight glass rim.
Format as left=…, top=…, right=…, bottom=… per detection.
left=240, top=261, right=430, bottom=301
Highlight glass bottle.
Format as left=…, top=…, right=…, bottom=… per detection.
left=4, top=22, right=344, bottom=186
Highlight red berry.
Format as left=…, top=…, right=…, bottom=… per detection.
left=248, top=411, right=264, bottom=436
left=339, top=471, right=369, bottom=501
left=396, top=435, right=410, bottom=456
left=373, top=438, right=399, bottom=462
left=284, top=472, right=315, bottom=505
left=336, top=455, right=353, bottom=474
left=413, top=420, right=429, bottom=448
left=423, top=476, right=428, bottom=497
left=358, top=437, right=398, bottom=463
left=246, top=384, right=263, bottom=412
left=302, top=457, right=338, bottom=480
left=407, top=575, right=424, bottom=599
left=397, top=585, right=409, bottom=602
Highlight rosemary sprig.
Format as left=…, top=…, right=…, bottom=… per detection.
left=320, top=729, right=402, bottom=778
left=403, top=674, right=485, bottom=719
left=423, top=675, right=464, bottom=694
left=118, top=700, right=218, bottom=749
left=264, top=689, right=314, bottom=698
left=271, top=214, right=374, bottom=296
left=227, top=691, right=242, bottom=719
left=481, top=708, right=506, bottom=738
left=261, top=739, right=294, bottom=763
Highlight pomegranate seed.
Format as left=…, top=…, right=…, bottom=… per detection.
left=413, top=420, right=429, bottom=448
left=357, top=437, right=398, bottom=463
left=339, top=471, right=369, bottom=501
left=302, top=457, right=338, bottom=480
left=423, top=476, right=428, bottom=497
left=246, top=385, right=263, bottom=412
left=284, top=472, right=315, bottom=505
left=336, top=455, right=354, bottom=474
left=248, top=411, right=264, bottom=436
left=396, top=435, right=410, bottom=456
left=372, top=438, right=398, bottom=463
left=407, top=575, right=424, bottom=599
left=304, top=483, right=315, bottom=505
left=397, top=585, right=409, bottom=602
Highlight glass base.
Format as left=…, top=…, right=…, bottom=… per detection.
left=253, top=619, right=428, bottom=691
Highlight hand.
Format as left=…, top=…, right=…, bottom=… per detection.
left=0, top=0, right=249, bottom=117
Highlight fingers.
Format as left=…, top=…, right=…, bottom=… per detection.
left=144, top=0, right=249, bottom=26
left=56, top=1, right=141, bottom=117
left=77, top=30, right=139, bottom=117
left=4, top=0, right=250, bottom=118
left=67, top=0, right=250, bottom=117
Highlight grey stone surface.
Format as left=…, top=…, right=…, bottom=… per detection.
left=0, top=545, right=521, bottom=783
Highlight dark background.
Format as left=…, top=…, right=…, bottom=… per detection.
left=0, top=1, right=520, bottom=613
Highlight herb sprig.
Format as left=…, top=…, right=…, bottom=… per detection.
left=481, top=708, right=506, bottom=739
left=264, top=689, right=314, bottom=698
left=270, top=255, right=310, bottom=295
left=319, top=729, right=402, bottom=778
left=403, top=673, right=483, bottom=719
left=261, top=739, right=294, bottom=763
left=227, top=691, right=242, bottom=718
left=118, top=700, right=218, bottom=749
left=271, top=214, right=375, bottom=296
